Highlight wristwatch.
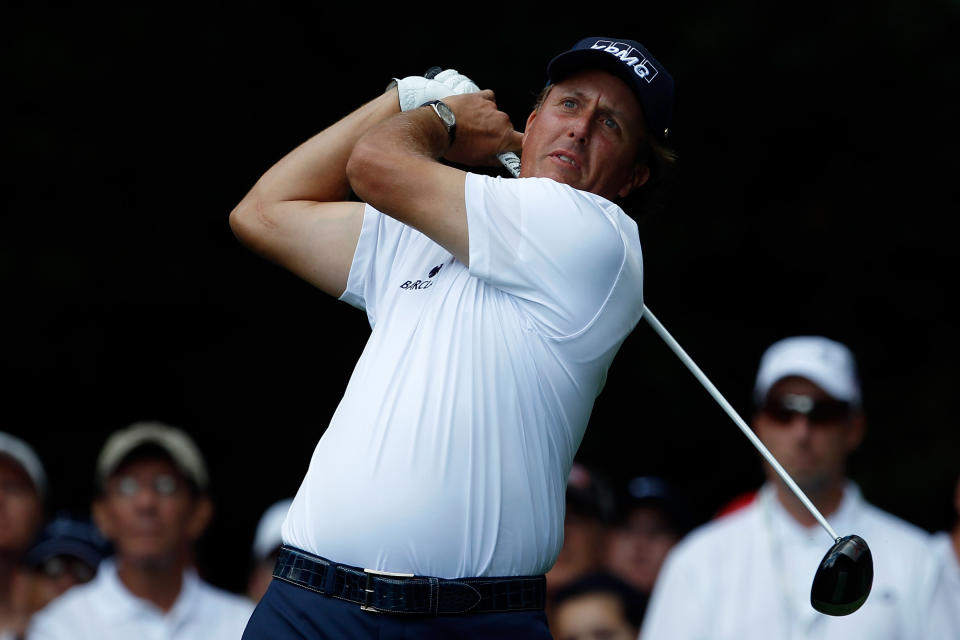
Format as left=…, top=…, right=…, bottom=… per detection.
left=421, top=99, right=456, bottom=147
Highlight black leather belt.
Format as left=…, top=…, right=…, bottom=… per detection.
left=273, top=545, right=546, bottom=615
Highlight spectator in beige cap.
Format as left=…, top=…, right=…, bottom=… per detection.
left=0, top=432, right=46, bottom=640
left=26, top=421, right=253, bottom=640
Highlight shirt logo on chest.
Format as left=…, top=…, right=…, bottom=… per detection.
left=400, top=263, right=444, bottom=291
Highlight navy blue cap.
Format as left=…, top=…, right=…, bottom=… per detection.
left=547, top=37, right=674, bottom=141
left=616, top=476, right=695, bottom=535
left=25, top=515, right=112, bottom=570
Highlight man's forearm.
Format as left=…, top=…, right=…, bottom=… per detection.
left=251, top=89, right=401, bottom=205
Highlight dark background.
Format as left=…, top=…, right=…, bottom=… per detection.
left=5, top=2, right=958, bottom=593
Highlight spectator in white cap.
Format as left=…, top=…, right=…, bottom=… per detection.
left=642, top=336, right=958, bottom=640
left=0, top=432, right=46, bottom=640
left=246, top=497, right=293, bottom=602
left=26, top=421, right=253, bottom=640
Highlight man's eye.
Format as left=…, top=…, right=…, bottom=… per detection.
left=603, top=118, right=619, bottom=129
left=561, top=99, right=577, bottom=109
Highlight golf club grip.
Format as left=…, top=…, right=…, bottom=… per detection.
left=498, top=151, right=521, bottom=177
left=423, top=67, right=521, bottom=178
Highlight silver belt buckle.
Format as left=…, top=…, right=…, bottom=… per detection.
left=360, top=567, right=415, bottom=612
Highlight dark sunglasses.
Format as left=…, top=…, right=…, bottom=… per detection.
left=761, top=394, right=852, bottom=425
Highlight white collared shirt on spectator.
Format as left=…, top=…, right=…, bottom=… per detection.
left=26, top=558, right=254, bottom=640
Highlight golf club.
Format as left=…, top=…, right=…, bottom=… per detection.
left=419, top=63, right=874, bottom=612
left=639, top=306, right=873, bottom=616
left=492, top=145, right=873, bottom=615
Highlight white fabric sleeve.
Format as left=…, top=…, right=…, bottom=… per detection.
left=465, top=173, right=629, bottom=338
left=339, top=204, right=408, bottom=328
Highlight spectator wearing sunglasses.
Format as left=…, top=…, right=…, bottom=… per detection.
left=26, top=422, right=254, bottom=640
left=641, top=336, right=957, bottom=640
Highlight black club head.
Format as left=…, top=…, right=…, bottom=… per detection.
left=810, top=534, right=873, bottom=616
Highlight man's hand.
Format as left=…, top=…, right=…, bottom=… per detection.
left=442, top=91, right=523, bottom=168
left=393, top=69, right=480, bottom=111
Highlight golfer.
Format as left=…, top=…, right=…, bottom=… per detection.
left=230, top=37, right=675, bottom=639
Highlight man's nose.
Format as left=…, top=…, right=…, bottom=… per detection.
left=786, top=412, right=813, bottom=437
left=567, top=112, right=592, bottom=144
left=132, top=484, right=161, bottom=508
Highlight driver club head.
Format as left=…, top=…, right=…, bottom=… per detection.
left=810, top=534, right=873, bottom=616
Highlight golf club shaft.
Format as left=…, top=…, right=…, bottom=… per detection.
left=641, top=305, right=840, bottom=542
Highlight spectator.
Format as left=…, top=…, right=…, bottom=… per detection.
left=932, top=472, right=960, bottom=630
left=26, top=421, right=254, bottom=639
left=246, top=497, right=293, bottom=602
left=547, top=462, right=616, bottom=602
left=21, top=515, right=111, bottom=615
left=0, top=433, right=46, bottom=640
left=602, top=476, right=693, bottom=598
left=550, top=571, right=646, bottom=640
left=642, top=336, right=957, bottom=639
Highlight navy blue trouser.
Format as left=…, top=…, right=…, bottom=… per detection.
left=242, top=578, right=554, bottom=640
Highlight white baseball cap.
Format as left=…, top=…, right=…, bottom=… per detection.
left=96, top=421, right=209, bottom=491
left=0, top=431, right=47, bottom=498
left=252, top=497, right=293, bottom=561
left=753, top=336, right=861, bottom=408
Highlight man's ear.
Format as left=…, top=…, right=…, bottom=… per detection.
left=617, top=162, right=650, bottom=199
left=525, top=109, right=538, bottom=131
left=185, top=496, right=213, bottom=541
left=844, top=413, right=866, bottom=453
left=92, top=498, right=114, bottom=540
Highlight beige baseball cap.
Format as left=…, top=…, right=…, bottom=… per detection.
left=753, top=336, right=862, bottom=408
left=96, top=421, right=209, bottom=491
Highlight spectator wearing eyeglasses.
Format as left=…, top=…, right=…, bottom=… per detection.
left=641, top=336, right=957, bottom=640
left=26, top=422, right=253, bottom=640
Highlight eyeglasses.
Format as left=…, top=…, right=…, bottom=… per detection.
left=111, top=474, right=181, bottom=497
left=761, top=394, right=852, bottom=425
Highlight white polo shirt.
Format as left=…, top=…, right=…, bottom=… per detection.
left=641, top=483, right=958, bottom=640
left=281, top=174, right=645, bottom=578
left=26, top=559, right=254, bottom=640
left=932, top=530, right=960, bottom=633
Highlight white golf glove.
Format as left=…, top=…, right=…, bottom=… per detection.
left=392, top=68, right=480, bottom=112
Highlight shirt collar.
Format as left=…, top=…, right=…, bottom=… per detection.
left=760, top=480, right=865, bottom=543
left=94, top=558, right=202, bottom=624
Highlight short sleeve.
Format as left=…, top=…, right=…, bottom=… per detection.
left=339, top=204, right=408, bottom=328
left=465, top=173, right=633, bottom=338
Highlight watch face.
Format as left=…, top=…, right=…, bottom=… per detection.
left=435, top=101, right=455, bottom=128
